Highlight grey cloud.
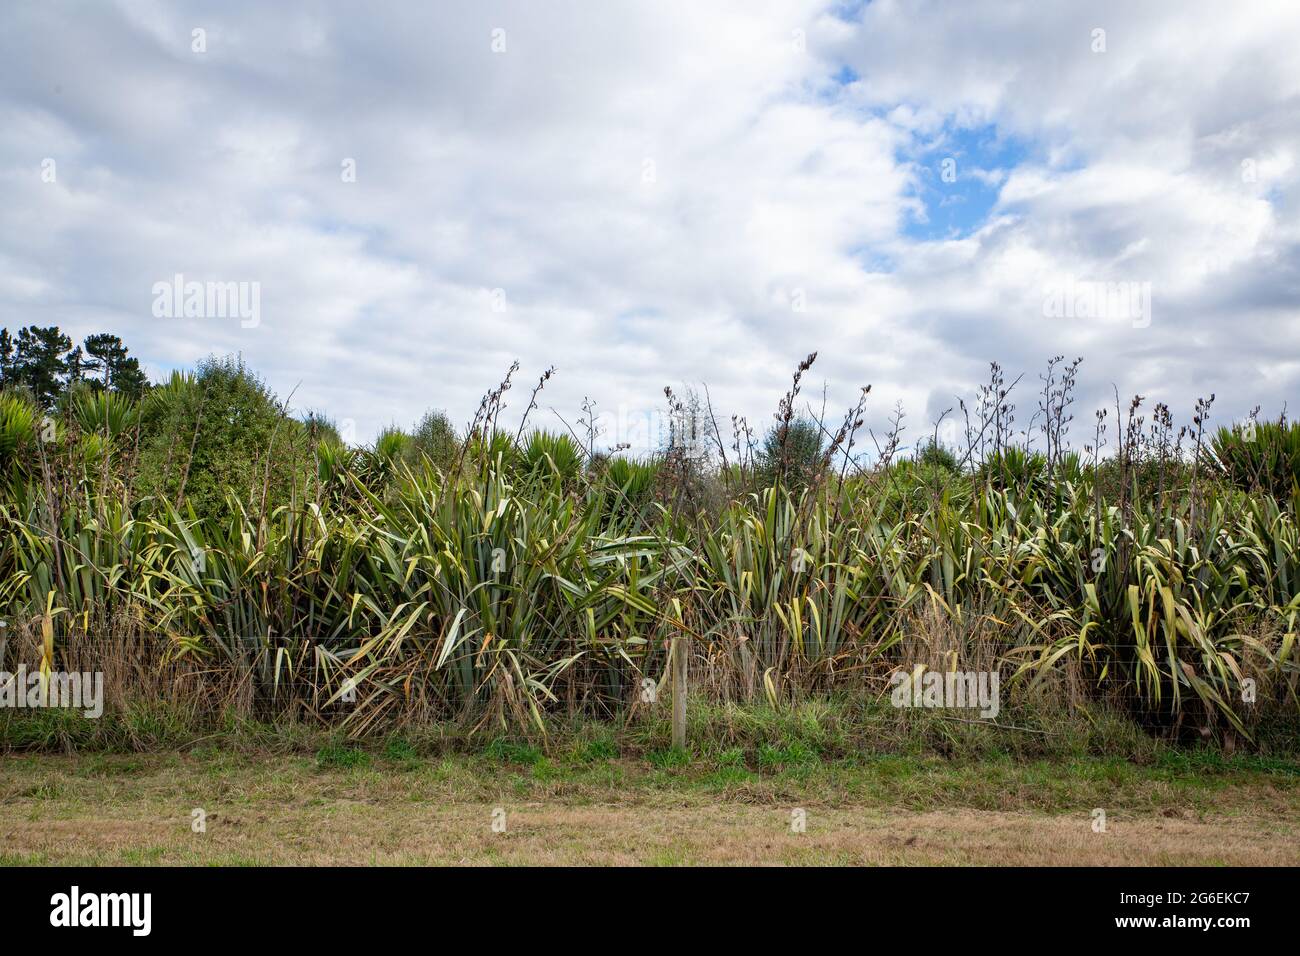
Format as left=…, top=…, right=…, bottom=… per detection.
left=0, top=0, right=1296, bottom=454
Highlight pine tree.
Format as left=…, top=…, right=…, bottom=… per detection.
left=82, top=332, right=149, bottom=399
left=0, top=328, right=14, bottom=387
left=13, top=325, right=72, bottom=407
left=83, top=333, right=125, bottom=387
left=65, top=345, right=87, bottom=386
left=110, top=355, right=149, bottom=399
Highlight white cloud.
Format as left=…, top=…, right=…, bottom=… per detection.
left=0, top=0, right=1296, bottom=454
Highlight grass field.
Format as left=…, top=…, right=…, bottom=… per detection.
left=3, top=746, right=1298, bottom=866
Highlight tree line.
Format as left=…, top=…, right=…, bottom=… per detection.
left=0, top=326, right=148, bottom=407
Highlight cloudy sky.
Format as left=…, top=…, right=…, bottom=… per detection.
left=2, top=0, right=1298, bottom=454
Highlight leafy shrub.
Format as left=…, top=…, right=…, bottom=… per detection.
left=411, top=409, right=459, bottom=470
left=134, top=357, right=313, bottom=515
left=1208, top=418, right=1300, bottom=499
left=756, top=418, right=825, bottom=489
left=915, top=438, right=961, bottom=474
left=465, top=428, right=519, bottom=473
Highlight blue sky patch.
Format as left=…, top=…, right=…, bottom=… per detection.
left=828, top=0, right=872, bottom=24
left=900, top=123, right=1030, bottom=241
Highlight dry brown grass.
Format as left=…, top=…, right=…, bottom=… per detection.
left=5, top=804, right=1298, bottom=866
left=2, top=752, right=1297, bottom=866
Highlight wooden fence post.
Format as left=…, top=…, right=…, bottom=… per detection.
left=671, top=633, right=687, bottom=750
